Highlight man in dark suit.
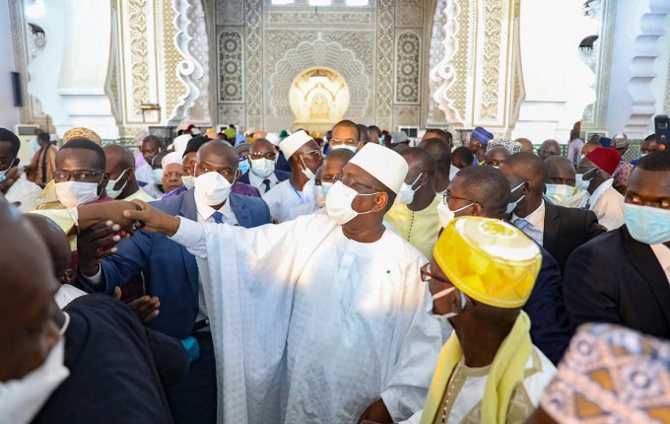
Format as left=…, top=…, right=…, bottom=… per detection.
left=564, top=151, right=670, bottom=337
left=238, top=138, right=290, bottom=194
left=77, top=141, right=272, bottom=424
left=441, top=165, right=571, bottom=363
left=500, top=152, right=605, bottom=274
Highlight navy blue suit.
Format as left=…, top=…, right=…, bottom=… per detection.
left=523, top=245, right=571, bottom=365
left=238, top=168, right=290, bottom=187
left=79, top=189, right=271, bottom=424
left=33, top=295, right=189, bottom=424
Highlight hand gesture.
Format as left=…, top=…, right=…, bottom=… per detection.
left=77, top=221, right=123, bottom=277
left=114, top=287, right=161, bottom=323
left=124, top=200, right=181, bottom=236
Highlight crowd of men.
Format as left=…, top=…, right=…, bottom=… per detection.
left=1, top=119, right=669, bottom=424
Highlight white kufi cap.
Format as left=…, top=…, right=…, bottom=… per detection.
left=348, top=143, right=408, bottom=194
left=161, top=151, right=183, bottom=168
left=171, top=134, right=192, bottom=157
left=279, top=130, right=313, bottom=159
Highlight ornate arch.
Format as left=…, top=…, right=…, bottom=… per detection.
left=269, top=39, right=370, bottom=120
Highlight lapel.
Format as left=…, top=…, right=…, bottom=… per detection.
left=622, top=226, right=670, bottom=327
left=543, top=202, right=560, bottom=255
left=229, top=194, right=252, bottom=228
left=178, top=190, right=199, bottom=300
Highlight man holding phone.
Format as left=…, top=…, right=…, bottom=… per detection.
left=0, top=128, right=42, bottom=212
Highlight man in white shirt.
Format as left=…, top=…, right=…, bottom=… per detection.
left=116, top=143, right=443, bottom=424
left=103, top=144, right=155, bottom=202
left=135, top=135, right=164, bottom=187
left=262, top=130, right=323, bottom=222
left=238, top=138, right=290, bottom=194
left=564, top=150, right=670, bottom=339
left=567, top=129, right=584, bottom=166
left=0, top=128, right=42, bottom=212
left=577, top=147, right=625, bottom=230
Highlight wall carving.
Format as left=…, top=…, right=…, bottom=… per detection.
left=431, top=0, right=465, bottom=126
left=395, top=0, right=423, bottom=28
left=218, top=104, right=246, bottom=126
left=427, top=0, right=448, bottom=126
left=394, top=30, right=420, bottom=104
left=478, top=0, right=503, bottom=121
left=217, top=0, right=244, bottom=26
left=376, top=0, right=395, bottom=129
left=267, top=11, right=372, bottom=25
left=162, top=1, right=184, bottom=123
left=244, top=0, right=263, bottom=129
left=128, top=0, right=151, bottom=119
left=269, top=40, right=370, bottom=120
left=218, top=30, right=244, bottom=103
left=393, top=105, right=421, bottom=126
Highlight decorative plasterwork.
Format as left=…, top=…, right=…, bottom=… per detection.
left=431, top=0, right=465, bottom=126
left=218, top=30, right=245, bottom=103
left=269, top=40, right=370, bottom=120
left=126, top=0, right=152, bottom=121
left=376, top=0, right=395, bottom=129
left=244, top=0, right=263, bottom=129
left=217, top=0, right=244, bottom=25
left=395, top=0, right=423, bottom=28
left=267, top=11, right=372, bottom=25
left=478, top=0, right=503, bottom=121
left=624, top=1, right=670, bottom=134
left=395, top=30, right=421, bottom=104
left=162, top=1, right=184, bottom=123
left=427, top=0, right=448, bottom=126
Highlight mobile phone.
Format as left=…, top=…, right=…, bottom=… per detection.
left=654, top=115, right=670, bottom=147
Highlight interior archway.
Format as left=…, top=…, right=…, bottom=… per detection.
left=289, top=67, right=350, bottom=132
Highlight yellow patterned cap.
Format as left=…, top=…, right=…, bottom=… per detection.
left=63, top=127, right=102, bottom=145
left=433, top=217, right=542, bottom=308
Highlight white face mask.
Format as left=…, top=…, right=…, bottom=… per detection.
left=250, top=158, right=276, bottom=178
left=194, top=171, right=233, bottom=206
left=181, top=175, right=195, bottom=189
left=152, top=168, right=164, bottom=185
left=544, top=183, right=578, bottom=207
left=506, top=182, right=526, bottom=215
left=437, top=200, right=474, bottom=228
left=105, top=169, right=129, bottom=199
left=449, top=165, right=460, bottom=180
left=331, top=144, right=359, bottom=154
left=325, top=181, right=379, bottom=225
left=55, top=181, right=100, bottom=208
left=575, top=171, right=594, bottom=191
left=432, top=289, right=467, bottom=321
left=396, top=172, right=424, bottom=205
left=0, top=337, right=70, bottom=424
left=299, top=156, right=317, bottom=180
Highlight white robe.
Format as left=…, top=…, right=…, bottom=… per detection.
left=261, top=178, right=317, bottom=223
left=170, top=213, right=443, bottom=424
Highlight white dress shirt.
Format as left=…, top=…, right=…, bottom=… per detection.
left=512, top=200, right=545, bottom=245
left=589, top=179, right=624, bottom=231
left=249, top=171, right=279, bottom=194
left=651, top=243, right=670, bottom=285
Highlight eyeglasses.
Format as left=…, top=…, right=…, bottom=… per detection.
left=53, top=170, right=103, bottom=183
left=330, top=138, right=359, bottom=146
left=333, top=175, right=382, bottom=193
left=420, top=263, right=451, bottom=285
left=300, top=150, right=323, bottom=159
left=249, top=151, right=277, bottom=160
left=443, top=191, right=479, bottom=206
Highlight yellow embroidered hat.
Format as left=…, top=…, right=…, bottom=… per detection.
left=63, top=127, right=102, bottom=145
left=433, top=216, right=542, bottom=308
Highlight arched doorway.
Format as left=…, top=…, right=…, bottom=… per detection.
left=288, top=67, right=350, bottom=133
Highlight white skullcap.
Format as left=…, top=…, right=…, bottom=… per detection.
left=171, top=134, right=192, bottom=157
left=279, top=130, right=313, bottom=159
left=161, top=152, right=183, bottom=168
left=49, top=134, right=58, bottom=142
left=349, top=143, right=408, bottom=194
left=266, top=132, right=281, bottom=146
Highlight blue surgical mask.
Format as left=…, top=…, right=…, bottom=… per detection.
left=238, top=159, right=250, bottom=174
left=624, top=203, right=670, bottom=245
left=331, top=144, right=359, bottom=154
left=152, top=168, right=163, bottom=185
left=321, top=181, right=334, bottom=199
left=506, top=182, right=526, bottom=215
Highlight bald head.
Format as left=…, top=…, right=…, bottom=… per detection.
left=196, top=140, right=239, bottom=169
left=322, top=149, right=355, bottom=183
left=332, top=120, right=360, bottom=140
left=0, top=199, right=60, bottom=381
left=582, top=141, right=601, bottom=157
left=418, top=137, right=452, bottom=172
left=250, top=138, right=276, bottom=154
left=484, top=146, right=511, bottom=167
left=514, top=138, right=534, bottom=153
left=452, top=166, right=511, bottom=219
left=544, top=155, right=576, bottom=186
left=538, top=139, right=561, bottom=160
left=25, top=214, right=72, bottom=278
left=401, top=147, right=436, bottom=175
left=104, top=144, right=135, bottom=174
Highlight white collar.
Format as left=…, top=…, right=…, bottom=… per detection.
left=589, top=178, right=614, bottom=209
left=651, top=244, right=670, bottom=271
left=59, top=312, right=70, bottom=336
left=513, top=200, right=545, bottom=228
left=195, top=192, right=232, bottom=222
